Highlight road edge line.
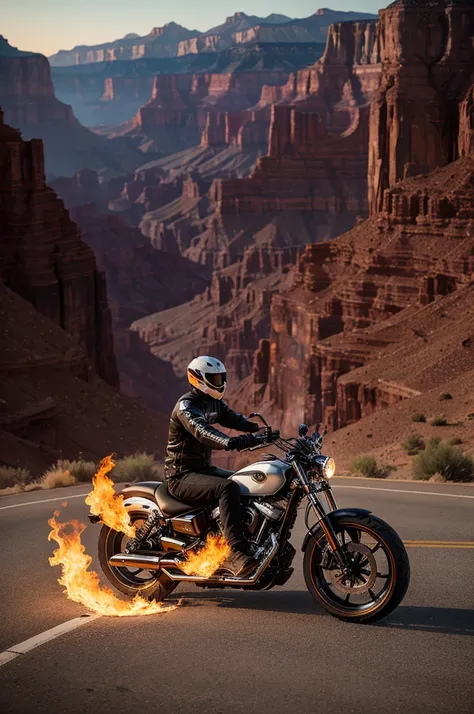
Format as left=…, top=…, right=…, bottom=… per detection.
left=333, top=485, right=474, bottom=499
left=0, top=493, right=90, bottom=511
left=0, top=614, right=101, bottom=668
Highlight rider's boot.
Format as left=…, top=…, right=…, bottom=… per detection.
left=225, top=547, right=258, bottom=577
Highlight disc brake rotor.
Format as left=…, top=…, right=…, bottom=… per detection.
left=328, top=542, right=378, bottom=594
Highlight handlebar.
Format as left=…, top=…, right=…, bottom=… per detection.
left=243, top=428, right=281, bottom=452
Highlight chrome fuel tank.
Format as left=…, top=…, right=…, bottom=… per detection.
left=230, top=457, right=289, bottom=496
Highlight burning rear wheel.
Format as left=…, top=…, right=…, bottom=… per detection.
left=304, top=514, right=410, bottom=623
left=98, top=509, right=176, bottom=602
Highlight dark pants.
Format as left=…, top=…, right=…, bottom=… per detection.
left=168, top=466, right=245, bottom=551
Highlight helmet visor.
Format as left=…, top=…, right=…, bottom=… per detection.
left=205, top=372, right=226, bottom=389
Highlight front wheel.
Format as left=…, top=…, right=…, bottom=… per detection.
left=304, top=514, right=410, bottom=623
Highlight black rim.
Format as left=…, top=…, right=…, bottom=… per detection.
left=106, top=513, right=159, bottom=589
left=311, top=524, right=395, bottom=614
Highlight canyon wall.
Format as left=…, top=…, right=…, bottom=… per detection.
left=368, top=0, right=474, bottom=213
left=244, top=152, right=474, bottom=434
left=0, top=38, right=141, bottom=175
left=0, top=111, right=118, bottom=386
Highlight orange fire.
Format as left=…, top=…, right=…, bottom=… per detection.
left=85, top=454, right=135, bottom=538
left=48, top=511, right=176, bottom=616
left=181, top=535, right=231, bottom=578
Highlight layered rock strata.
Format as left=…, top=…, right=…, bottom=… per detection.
left=244, top=155, right=474, bottom=434
left=0, top=281, right=169, bottom=472
left=368, top=0, right=474, bottom=213
left=0, top=112, right=118, bottom=386
left=0, top=37, right=140, bottom=175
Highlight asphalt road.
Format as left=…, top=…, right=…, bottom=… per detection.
left=0, top=478, right=473, bottom=714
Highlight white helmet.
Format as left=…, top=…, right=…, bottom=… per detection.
left=187, top=355, right=227, bottom=400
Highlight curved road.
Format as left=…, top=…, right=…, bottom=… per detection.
left=0, top=478, right=473, bottom=713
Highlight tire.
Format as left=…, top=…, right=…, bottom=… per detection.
left=304, top=514, right=410, bottom=623
left=98, top=510, right=177, bottom=602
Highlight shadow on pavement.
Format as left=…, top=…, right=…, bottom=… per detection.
left=377, top=605, right=474, bottom=637
left=179, top=589, right=324, bottom=616
left=178, top=590, right=474, bottom=636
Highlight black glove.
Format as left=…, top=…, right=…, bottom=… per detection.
left=227, top=433, right=259, bottom=451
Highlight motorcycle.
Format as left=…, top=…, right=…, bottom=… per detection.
left=93, top=415, right=410, bottom=623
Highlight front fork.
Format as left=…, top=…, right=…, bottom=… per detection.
left=292, top=461, right=351, bottom=573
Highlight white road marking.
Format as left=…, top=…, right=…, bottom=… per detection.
left=333, top=485, right=474, bottom=499
left=0, top=492, right=89, bottom=511
left=1, top=482, right=473, bottom=511
left=0, top=615, right=100, bottom=668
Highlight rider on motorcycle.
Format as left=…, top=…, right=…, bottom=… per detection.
left=165, top=355, right=261, bottom=576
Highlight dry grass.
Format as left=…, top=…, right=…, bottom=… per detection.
left=58, top=458, right=96, bottom=482
left=39, top=468, right=77, bottom=490
left=111, top=452, right=163, bottom=483
left=0, top=482, right=41, bottom=496
left=0, top=465, right=32, bottom=490
left=0, top=452, right=164, bottom=497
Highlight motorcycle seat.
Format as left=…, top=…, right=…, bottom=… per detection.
left=154, top=482, right=195, bottom=517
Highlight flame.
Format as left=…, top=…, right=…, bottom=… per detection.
left=48, top=511, right=176, bottom=616
left=85, top=454, right=135, bottom=538
left=181, top=535, right=231, bottom=578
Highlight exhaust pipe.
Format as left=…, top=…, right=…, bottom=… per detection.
left=108, top=553, right=178, bottom=570
left=109, top=532, right=279, bottom=585
left=162, top=532, right=279, bottom=585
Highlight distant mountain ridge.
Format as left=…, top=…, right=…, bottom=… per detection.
left=49, top=9, right=377, bottom=66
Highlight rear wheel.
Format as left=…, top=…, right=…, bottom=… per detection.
left=98, top=509, right=177, bottom=602
left=304, top=514, right=410, bottom=623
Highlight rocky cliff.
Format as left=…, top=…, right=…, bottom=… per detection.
left=133, top=70, right=293, bottom=154
left=240, top=154, right=474, bottom=434
left=0, top=37, right=141, bottom=176
left=0, top=111, right=119, bottom=387
left=368, top=0, right=474, bottom=213
left=0, top=281, right=169, bottom=472
left=49, top=23, right=197, bottom=66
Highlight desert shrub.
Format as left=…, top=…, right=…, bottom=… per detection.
left=0, top=466, right=31, bottom=489
left=412, top=413, right=427, bottom=423
left=413, top=441, right=474, bottom=482
left=351, top=455, right=393, bottom=479
left=431, top=416, right=447, bottom=426
left=439, top=392, right=453, bottom=401
left=40, top=468, right=77, bottom=489
left=448, top=437, right=463, bottom=446
left=59, top=458, right=96, bottom=482
left=111, top=453, right=163, bottom=483
left=403, top=433, right=425, bottom=454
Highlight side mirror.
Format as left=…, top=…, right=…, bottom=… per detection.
left=298, top=424, right=309, bottom=437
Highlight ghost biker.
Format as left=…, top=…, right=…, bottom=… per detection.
left=165, top=356, right=276, bottom=577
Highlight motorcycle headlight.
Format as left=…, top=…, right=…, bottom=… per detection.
left=323, top=457, right=336, bottom=479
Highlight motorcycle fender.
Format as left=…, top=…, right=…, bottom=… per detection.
left=301, top=508, right=372, bottom=552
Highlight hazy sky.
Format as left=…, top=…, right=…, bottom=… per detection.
left=2, top=1, right=384, bottom=57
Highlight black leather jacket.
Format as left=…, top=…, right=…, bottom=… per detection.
left=164, top=389, right=259, bottom=478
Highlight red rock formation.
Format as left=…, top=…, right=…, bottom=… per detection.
left=201, top=109, right=269, bottom=149
left=132, top=243, right=298, bottom=388
left=0, top=281, right=169, bottom=473
left=69, top=205, right=209, bottom=411
left=0, top=111, right=118, bottom=386
left=135, top=70, right=292, bottom=153
left=246, top=155, right=474, bottom=433
left=212, top=104, right=369, bottom=223
left=293, top=20, right=382, bottom=133
left=0, top=37, right=140, bottom=176
left=368, top=0, right=474, bottom=213
left=458, top=83, right=474, bottom=158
